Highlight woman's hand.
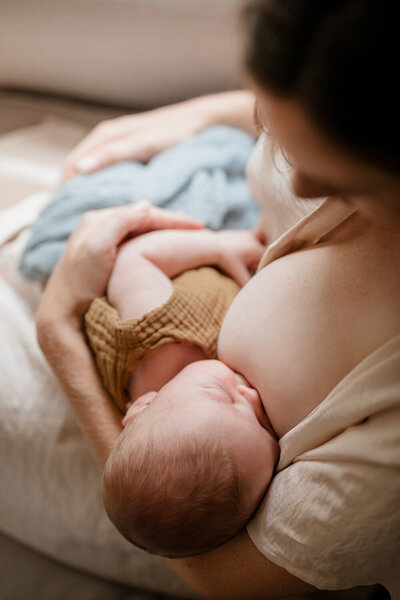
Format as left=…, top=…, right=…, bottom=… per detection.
left=63, top=101, right=209, bottom=180
left=63, top=91, right=257, bottom=180
left=215, top=229, right=266, bottom=286
left=37, top=203, right=203, bottom=325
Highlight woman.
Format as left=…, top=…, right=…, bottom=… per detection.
left=38, top=1, right=400, bottom=598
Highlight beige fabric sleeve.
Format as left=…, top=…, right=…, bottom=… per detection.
left=85, top=267, right=239, bottom=413
left=247, top=335, right=400, bottom=597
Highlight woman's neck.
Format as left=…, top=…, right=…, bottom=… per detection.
left=321, top=205, right=400, bottom=250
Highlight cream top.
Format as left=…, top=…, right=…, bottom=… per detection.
left=247, top=333, right=400, bottom=597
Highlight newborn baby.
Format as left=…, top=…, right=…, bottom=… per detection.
left=85, top=227, right=278, bottom=557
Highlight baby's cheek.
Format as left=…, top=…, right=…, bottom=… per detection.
left=267, top=434, right=280, bottom=469
left=240, top=428, right=280, bottom=501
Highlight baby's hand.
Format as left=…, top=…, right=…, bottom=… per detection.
left=215, top=230, right=266, bottom=286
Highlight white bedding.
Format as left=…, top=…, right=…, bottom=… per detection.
left=0, top=117, right=194, bottom=597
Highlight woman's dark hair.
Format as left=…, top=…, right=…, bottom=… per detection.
left=243, top=0, right=400, bottom=174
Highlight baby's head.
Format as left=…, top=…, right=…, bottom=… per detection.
left=103, top=360, right=278, bottom=557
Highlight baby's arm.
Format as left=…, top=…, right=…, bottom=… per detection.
left=107, top=229, right=264, bottom=401
left=108, top=229, right=219, bottom=320
left=108, top=242, right=209, bottom=399
left=106, top=230, right=223, bottom=399
left=108, top=228, right=265, bottom=320
left=107, top=244, right=173, bottom=321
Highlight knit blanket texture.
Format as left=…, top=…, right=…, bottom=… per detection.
left=18, top=126, right=258, bottom=282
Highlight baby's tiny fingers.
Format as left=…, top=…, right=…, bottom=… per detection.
left=225, top=260, right=251, bottom=287
left=253, top=228, right=267, bottom=245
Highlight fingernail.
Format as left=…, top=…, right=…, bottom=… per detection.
left=134, top=199, right=150, bottom=213
left=76, top=155, right=99, bottom=173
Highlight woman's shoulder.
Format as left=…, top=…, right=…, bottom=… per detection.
left=277, top=332, right=400, bottom=469
left=266, top=210, right=400, bottom=315
left=219, top=213, right=400, bottom=437
left=264, top=213, right=400, bottom=378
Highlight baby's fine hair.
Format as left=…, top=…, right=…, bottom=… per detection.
left=102, top=405, right=251, bottom=558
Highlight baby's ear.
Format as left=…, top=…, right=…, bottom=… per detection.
left=122, top=391, right=157, bottom=426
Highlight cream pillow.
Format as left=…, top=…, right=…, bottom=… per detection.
left=0, top=117, right=194, bottom=595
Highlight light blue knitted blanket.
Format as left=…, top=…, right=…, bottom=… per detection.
left=19, top=126, right=258, bottom=282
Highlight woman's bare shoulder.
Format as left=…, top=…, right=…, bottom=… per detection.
left=219, top=216, right=400, bottom=436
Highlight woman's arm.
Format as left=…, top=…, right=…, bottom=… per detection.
left=169, top=529, right=315, bottom=600
left=64, top=90, right=257, bottom=179
left=38, top=313, right=123, bottom=466
left=36, top=203, right=203, bottom=465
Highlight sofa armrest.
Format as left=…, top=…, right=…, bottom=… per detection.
left=0, top=0, right=243, bottom=108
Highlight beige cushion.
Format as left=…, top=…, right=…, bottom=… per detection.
left=0, top=0, right=242, bottom=108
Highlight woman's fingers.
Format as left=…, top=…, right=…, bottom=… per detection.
left=76, top=203, right=203, bottom=252
left=74, top=137, right=157, bottom=176
left=126, top=205, right=204, bottom=236
left=109, top=205, right=203, bottom=249
left=63, top=99, right=206, bottom=180
left=64, top=135, right=152, bottom=180
left=46, top=204, right=203, bottom=318
left=63, top=118, right=132, bottom=179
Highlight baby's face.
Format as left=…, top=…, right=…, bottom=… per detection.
left=123, top=360, right=279, bottom=509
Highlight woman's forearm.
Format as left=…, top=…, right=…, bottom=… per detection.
left=187, top=90, right=257, bottom=137
left=37, top=314, right=123, bottom=467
